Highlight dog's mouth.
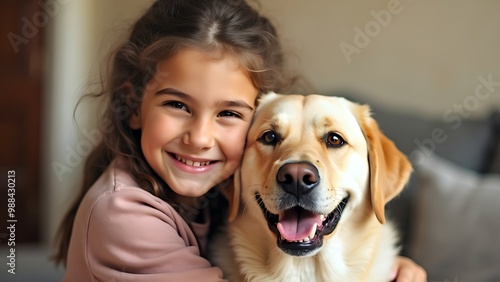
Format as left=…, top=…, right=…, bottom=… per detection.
left=256, top=193, right=349, bottom=256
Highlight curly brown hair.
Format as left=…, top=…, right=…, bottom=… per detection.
left=53, top=0, right=293, bottom=266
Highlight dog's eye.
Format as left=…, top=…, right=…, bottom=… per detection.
left=325, top=133, right=345, bottom=148
left=258, top=130, right=279, bottom=145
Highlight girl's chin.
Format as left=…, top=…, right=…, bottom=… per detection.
left=169, top=179, right=219, bottom=197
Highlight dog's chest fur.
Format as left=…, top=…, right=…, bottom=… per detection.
left=210, top=212, right=399, bottom=282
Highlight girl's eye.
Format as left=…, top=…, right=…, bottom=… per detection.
left=325, top=133, right=345, bottom=148
left=163, top=101, right=188, bottom=111
left=218, top=110, right=242, bottom=118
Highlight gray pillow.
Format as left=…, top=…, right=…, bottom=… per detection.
left=407, top=153, right=500, bottom=282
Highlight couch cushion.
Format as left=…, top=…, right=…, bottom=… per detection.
left=407, top=153, right=500, bottom=282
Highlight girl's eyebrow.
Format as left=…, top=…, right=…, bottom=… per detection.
left=155, top=87, right=254, bottom=111
left=155, top=88, right=191, bottom=101
left=223, top=100, right=254, bottom=111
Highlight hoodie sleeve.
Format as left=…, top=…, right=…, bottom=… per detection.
left=83, top=186, right=227, bottom=282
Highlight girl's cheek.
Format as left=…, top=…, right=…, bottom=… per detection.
left=227, top=128, right=249, bottom=158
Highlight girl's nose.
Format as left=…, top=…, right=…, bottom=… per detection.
left=183, top=117, right=215, bottom=150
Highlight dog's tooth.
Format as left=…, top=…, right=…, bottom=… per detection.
left=320, top=214, right=325, bottom=221
left=309, top=223, right=317, bottom=239
left=304, top=237, right=310, bottom=242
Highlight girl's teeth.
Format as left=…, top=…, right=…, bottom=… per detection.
left=175, top=155, right=210, bottom=167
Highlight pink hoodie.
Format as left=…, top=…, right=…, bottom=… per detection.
left=63, top=158, right=227, bottom=281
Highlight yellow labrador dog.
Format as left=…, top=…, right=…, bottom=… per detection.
left=211, top=93, right=412, bottom=282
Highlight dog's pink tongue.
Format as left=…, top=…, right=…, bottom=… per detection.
left=277, top=208, right=322, bottom=241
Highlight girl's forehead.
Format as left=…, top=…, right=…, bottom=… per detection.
left=147, top=48, right=258, bottom=102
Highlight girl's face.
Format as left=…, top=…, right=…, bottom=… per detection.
left=130, top=49, right=258, bottom=202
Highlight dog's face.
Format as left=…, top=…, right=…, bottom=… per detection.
left=229, top=93, right=412, bottom=257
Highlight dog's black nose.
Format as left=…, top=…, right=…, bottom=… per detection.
left=277, top=162, right=319, bottom=197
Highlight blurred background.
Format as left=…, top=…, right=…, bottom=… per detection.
left=1, top=0, right=499, bottom=281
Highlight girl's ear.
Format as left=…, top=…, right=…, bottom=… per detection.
left=129, top=109, right=141, bottom=129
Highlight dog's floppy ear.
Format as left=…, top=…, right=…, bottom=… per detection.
left=220, top=169, right=241, bottom=222
left=357, top=105, right=412, bottom=224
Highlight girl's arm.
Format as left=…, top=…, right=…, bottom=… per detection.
left=67, top=187, right=227, bottom=282
left=389, top=256, right=427, bottom=282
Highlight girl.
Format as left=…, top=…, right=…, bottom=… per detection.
left=54, top=0, right=426, bottom=281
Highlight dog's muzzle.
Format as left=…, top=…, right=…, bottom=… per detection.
left=256, top=162, right=349, bottom=256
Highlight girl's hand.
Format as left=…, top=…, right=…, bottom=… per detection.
left=388, top=256, right=427, bottom=282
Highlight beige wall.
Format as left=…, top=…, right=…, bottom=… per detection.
left=42, top=0, right=500, bottom=244
left=257, top=0, right=500, bottom=117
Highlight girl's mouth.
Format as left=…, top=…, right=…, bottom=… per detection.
left=169, top=153, right=215, bottom=167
